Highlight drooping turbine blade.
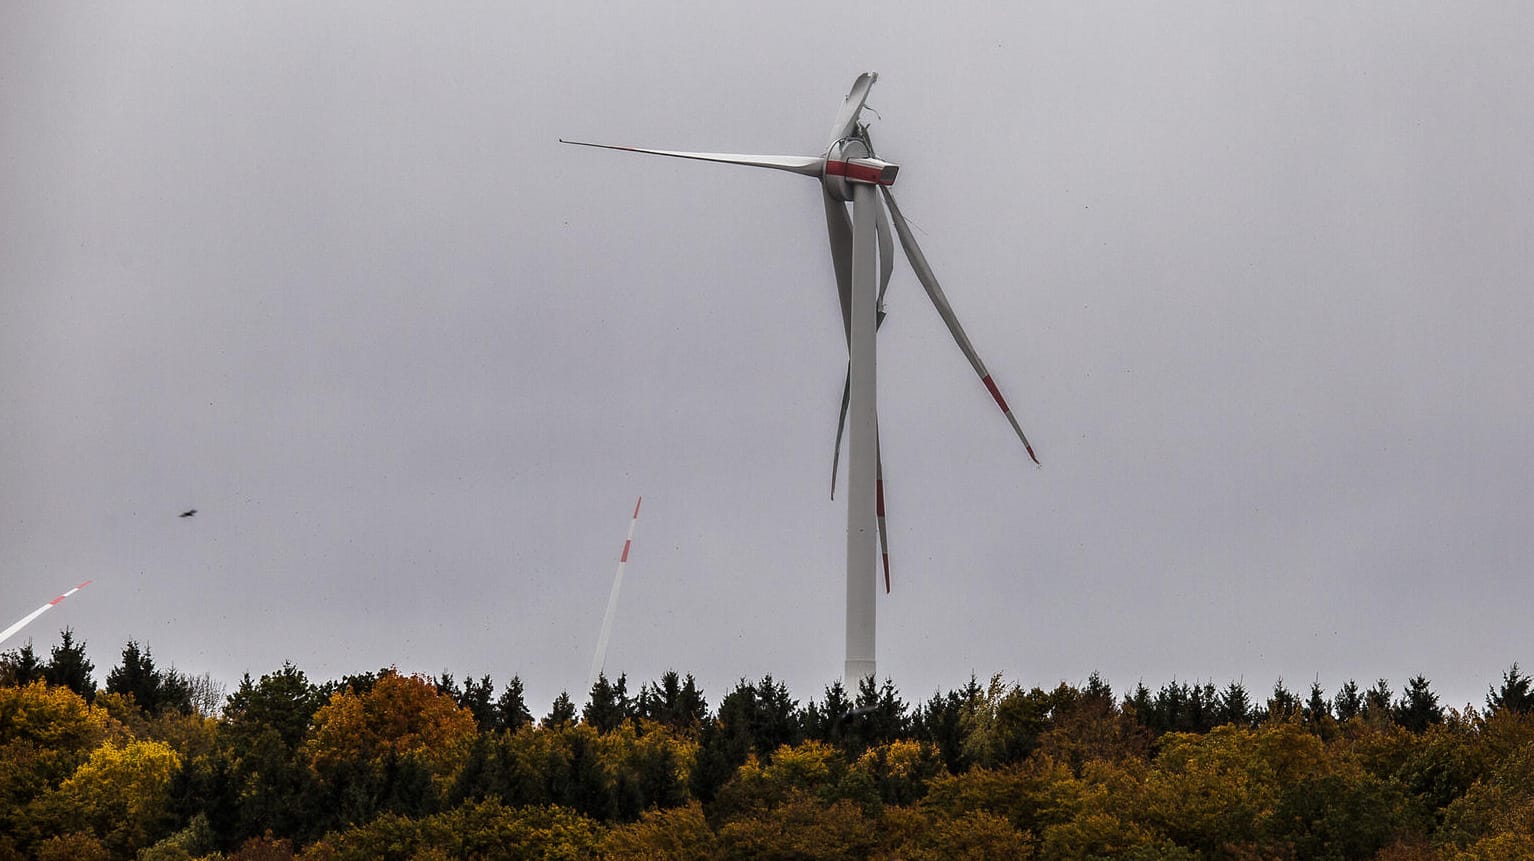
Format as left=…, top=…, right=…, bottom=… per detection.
left=831, top=203, right=895, bottom=500
left=1, top=580, right=93, bottom=646
left=589, top=497, right=642, bottom=689
left=880, top=187, right=1040, bottom=465
left=831, top=364, right=850, bottom=499
left=876, top=442, right=890, bottom=593
left=824, top=189, right=853, bottom=345
left=559, top=140, right=825, bottom=177
left=827, top=73, right=879, bottom=145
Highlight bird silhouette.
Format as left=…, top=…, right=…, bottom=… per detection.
left=179, top=509, right=197, bottom=518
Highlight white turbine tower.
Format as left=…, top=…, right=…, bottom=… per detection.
left=589, top=497, right=642, bottom=689
left=1, top=580, right=93, bottom=647
left=563, top=73, right=1038, bottom=687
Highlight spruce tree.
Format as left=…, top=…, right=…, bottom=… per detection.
left=1487, top=664, right=1534, bottom=714
left=44, top=628, right=96, bottom=699
left=496, top=676, right=533, bottom=731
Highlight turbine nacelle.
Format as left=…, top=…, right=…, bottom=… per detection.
left=824, top=137, right=899, bottom=201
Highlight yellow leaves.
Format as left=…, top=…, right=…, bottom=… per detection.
left=304, top=671, right=478, bottom=783
left=45, top=739, right=182, bottom=855
left=602, top=801, right=717, bottom=860
left=0, top=680, right=111, bottom=751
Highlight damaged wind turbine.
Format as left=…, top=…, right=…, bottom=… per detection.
left=562, top=72, right=1039, bottom=686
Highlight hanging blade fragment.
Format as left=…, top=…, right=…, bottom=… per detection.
left=559, top=140, right=825, bottom=177
left=589, top=497, right=642, bottom=689
left=1, top=580, right=93, bottom=646
left=880, top=187, right=1040, bottom=465
left=827, top=72, right=879, bottom=145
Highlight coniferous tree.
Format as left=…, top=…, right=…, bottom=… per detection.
left=1394, top=675, right=1444, bottom=732
left=1486, top=664, right=1534, bottom=714
left=1217, top=680, right=1252, bottom=728
left=44, top=628, right=96, bottom=699
left=582, top=673, right=631, bottom=733
left=104, top=640, right=195, bottom=715
left=1304, top=681, right=1333, bottom=734
left=1264, top=679, right=1302, bottom=723
left=458, top=675, right=497, bottom=730
left=542, top=691, right=577, bottom=729
left=496, top=676, right=533, bottom=731
left=0, top=641, right=45, bottom=686
left=1334, top=680, right=1364, bottom=722
left=1363, top=679, right=1395, bottom=725
left=803, top=681, right=855, bottom=747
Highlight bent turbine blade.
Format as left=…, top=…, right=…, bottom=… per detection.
left=827, top=72, right=879, bottom=146
left=876, top=442, right=890, bottom=594
left=559, top=140, right=825, bottom=177
left=1, top=580, right=93, bottom=646
left=880, top=188, right=1040, bottom=465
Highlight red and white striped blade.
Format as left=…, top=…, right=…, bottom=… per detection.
left=880, top=187, right=1040, bottom=465
left=590, top=497, right=642, bottom=688
left=1, top=580, right=93, bottom=646
left=827, top=72, right=878, bottom=146
left=559, top=139, right=825, bottom=177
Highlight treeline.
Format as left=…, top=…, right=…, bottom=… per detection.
left=2, top=630, right=1533, bottom=860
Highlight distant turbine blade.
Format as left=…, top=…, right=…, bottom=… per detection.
left=827, top=72, right=879, bottom=146
left=1, top=580, right=93, bottom=646
left=881, top=187, right=1040, bottom=465
left=559, top=140, right=825, bottom=177
left=829, top=199, right=891, bottom=500
left=589, top=498, right=642, bottom=689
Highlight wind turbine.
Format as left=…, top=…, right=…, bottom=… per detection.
left=562, top=73, right=1038, bottom=686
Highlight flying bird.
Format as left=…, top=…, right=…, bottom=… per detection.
left=179, top=509, right=197, bottom=518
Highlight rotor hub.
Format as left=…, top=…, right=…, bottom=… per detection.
left=823, top=138, right=898, bottom=202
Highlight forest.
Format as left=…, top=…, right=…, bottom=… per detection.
left=2, top=630, right=1533, bottom=860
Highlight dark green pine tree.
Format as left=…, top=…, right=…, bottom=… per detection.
left=106, top=640, right=172, bottom=713
left=457, top=675, right=497, bottom=730
left=1394, top=675, right=1444, bottom=732
left=1, top=641, right=46, bottom=686
left=541, top=691, right=577, bottom=729
left=1363, top=679, right=1395, bottom=725
left=803, top=681, right=855, bottom=746
left=1218, top=680, right=1252, bottom=728
left=582, top=673, right=632, bottom=733
left=1487, top=664, right=1534, bottom=714
left=44, top=628, right=97, bottom=700
left=1264, top=679, right=1302, bottom=723
left=636, top=670, right=709, bottom=732
left=496, top=676, right=533, bottom=731
left=1334, top=680, right=1364, bottom=722
left=1304, top=681, right=1333, bottom=731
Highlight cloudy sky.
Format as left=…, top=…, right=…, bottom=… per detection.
left=3, top=3, right=1531, bottom=714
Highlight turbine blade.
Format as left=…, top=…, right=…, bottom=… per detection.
left=559, top=139, right=824, bottom=177
left=0, top=580, right=92, bottom=646
left=824, top=188, right=853, bottom=346
left=875, top=194, right=894, bottom=310
left=827, top=72, right=879, bottom=146
left=877, top=443, right=890, bottom=594
left=589, top=498, right=642, bottom=689
left=880, top=187, right=1040, bottom=465
left=831, top=364, right=850, bottom=499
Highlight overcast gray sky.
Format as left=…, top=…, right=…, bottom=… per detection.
left=3, top=3, right=1532, bottom=714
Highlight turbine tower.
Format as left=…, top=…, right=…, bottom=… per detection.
left=562, top=73, right=1038, bottom=686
